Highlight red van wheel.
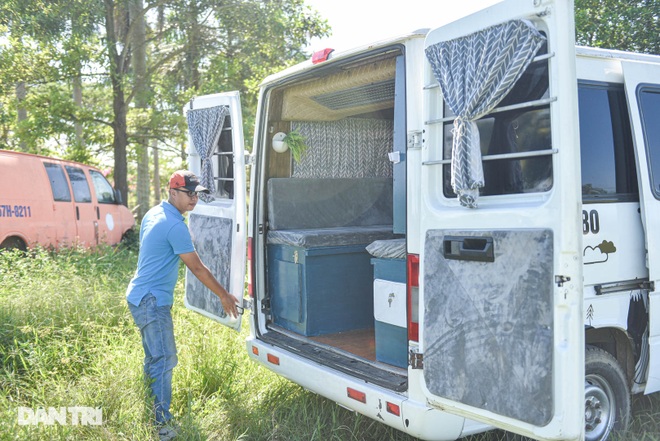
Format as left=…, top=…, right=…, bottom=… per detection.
left=0, top=236, right=27, bottom=251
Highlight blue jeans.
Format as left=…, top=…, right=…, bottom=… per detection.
left=128, top=293, right=178, bottom=425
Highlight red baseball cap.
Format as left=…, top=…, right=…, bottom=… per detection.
left=169, top=170, right=209, bottom=193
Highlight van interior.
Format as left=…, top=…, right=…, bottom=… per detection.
left=257, top=47, right=409, bottom=390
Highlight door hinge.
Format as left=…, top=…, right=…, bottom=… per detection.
left=237, top=298, right=253, bottom=316
left=245, top=150, right=254, bottom=166
left=242, top=298, right=253, bottom=311
left=409, top=351, right=424, bottom=369
left=407, top=130, right=423, bottom=150
left=260, top=297, right=271, bottom=313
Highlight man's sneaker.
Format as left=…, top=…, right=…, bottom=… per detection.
left=157, top=423, right=179, bottom=441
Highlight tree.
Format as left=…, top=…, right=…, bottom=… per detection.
left=575, top=0, right=659, bottom=54
left=0, top=0, right=329, bottom=210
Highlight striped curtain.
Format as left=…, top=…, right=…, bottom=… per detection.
left=425, top=20, right=545, bottom=208
left=291, top=119, right=393, bottom=179
left=186, top=105, right=229, bottom=203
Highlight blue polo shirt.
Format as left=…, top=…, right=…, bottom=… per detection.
left=126, top=200, right=195, bottom=307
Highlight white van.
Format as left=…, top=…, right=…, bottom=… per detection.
left=181, top=0, right=660, bottom=439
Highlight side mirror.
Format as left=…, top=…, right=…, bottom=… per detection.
left=114, top=188, right=123, bottom=205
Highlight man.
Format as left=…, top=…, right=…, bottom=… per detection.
left=126, top=170, right=239, bottom=440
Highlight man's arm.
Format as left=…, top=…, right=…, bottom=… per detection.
left=179, top=251, right=239, bottom=318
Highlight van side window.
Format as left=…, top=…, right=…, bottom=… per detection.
left=89, top=170, right=117, bottom=204
left=44, top=163, right=72, bottom=202
left=442, top=42, right=552, bottom=198
left=64, top=166, right=92, bottom=203
left=212, top=115, right=234, bottom=200
left=637, top=87, right=660, bottom=199
left=579, top=82, right=637, bottom=202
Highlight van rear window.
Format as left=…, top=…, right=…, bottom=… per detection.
left=442, top=44, right=553, bottom=198
left=44, top=163, right=71, bottom=202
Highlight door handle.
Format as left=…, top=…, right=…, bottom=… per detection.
left=443, top=235, right=494, bottom=262
left=76, top=206, right=80, bottom=220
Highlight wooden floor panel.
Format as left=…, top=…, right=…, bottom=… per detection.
left=311, top=328, right=376, bottom=361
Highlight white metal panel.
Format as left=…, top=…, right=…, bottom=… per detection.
left=581, top=202, right=647, bottom=286
left=622, top=60, right=660, bottom=393
left=183, top=91, right=247, bottom=331
left=374, top=279, right=407, bottom=327
left=419, top=0, right=584, bottom=439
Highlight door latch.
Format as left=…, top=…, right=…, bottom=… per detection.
left=555, top=275, right=571, bottom=287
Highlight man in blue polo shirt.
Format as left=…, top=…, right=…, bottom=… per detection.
left=126, top=170, right=238, bottom=440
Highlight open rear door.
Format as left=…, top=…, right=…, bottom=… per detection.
left=419, top=0, right=584, bottom=439
left=183, top=92, right=247, bottom=331
left=623, top=61, right=660, bottom=393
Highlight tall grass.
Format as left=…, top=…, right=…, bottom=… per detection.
left=0, top=247, right=659, bottom=440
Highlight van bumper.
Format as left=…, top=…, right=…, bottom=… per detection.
left=246, top=336, right=480, bottom=441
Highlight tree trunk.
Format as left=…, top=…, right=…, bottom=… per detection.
left=15, top=82, right=28, bottom=152
left=152, top=140, right=161, bottom=205
left=111, top=82, right=129, bottom=206
left=73, top=74, right=83, bottom=147
left=131, top=0, right=150, bottom=220
left=105, top=0, right=129, bottom=206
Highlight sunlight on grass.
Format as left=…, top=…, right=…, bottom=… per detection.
left=1, top=247, right=660, bottom=440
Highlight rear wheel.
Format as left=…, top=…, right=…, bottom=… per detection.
left=0, top=236, right=27, bottom=251
left=503, top=346, right=631, bottom=441
left=584, top=345, right=631, bottom=441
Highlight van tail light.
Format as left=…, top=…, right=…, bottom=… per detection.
left=247, top=237, right=254, bottom=298
left=386, top=401, right=400, bottom=416
left=407, top=254, right=419, bottom=342
left=347, top=387, right=367, bottom=403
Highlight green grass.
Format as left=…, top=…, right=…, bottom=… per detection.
left=0, top=247, right=659, bottom=441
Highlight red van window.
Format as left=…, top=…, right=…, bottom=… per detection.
left=65, top=166, right=92, bottom=203
left=44, top=163, right=72, bottom=202
left=89, top=170, right=116, bottom=204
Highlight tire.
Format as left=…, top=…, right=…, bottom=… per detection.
left=584, top=345, right=631, bottom=441
left=0, top=236, right=27, bottom=251
left=119, top=227, right=138, bottom=250
left=501, top=346, right=630, bottom=441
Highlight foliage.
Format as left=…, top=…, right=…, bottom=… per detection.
left=575, top=0, right=659, bottom=54
left=283, top=130, right=309, bottom=163
left=0, top=0, right=329, bottom=208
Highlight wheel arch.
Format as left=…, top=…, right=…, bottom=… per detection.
left=585, top=326, right=635, bottom=388
left=0, top=234, right=28, bottom=251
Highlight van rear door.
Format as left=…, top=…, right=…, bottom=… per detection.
left=183, top=92, right=247, bottom=331
left=419, top=0, right=583, bottom=439
left=622, top=61, right=660, bottom=393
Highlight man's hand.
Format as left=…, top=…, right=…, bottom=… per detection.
left=219, top=291, right=240, bottom=319
left=180, top=251, right=241, bottom=319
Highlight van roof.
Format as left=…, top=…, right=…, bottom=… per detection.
left=260, top=26, right=659, bottom=89
left=576, top=46, right=660, bottom=64
left=260, top=29, right=428, bottom=88
left=0, top=149, right=103, bottom=171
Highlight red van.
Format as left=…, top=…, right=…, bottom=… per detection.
left=0, top=150, right=135, bottom=250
